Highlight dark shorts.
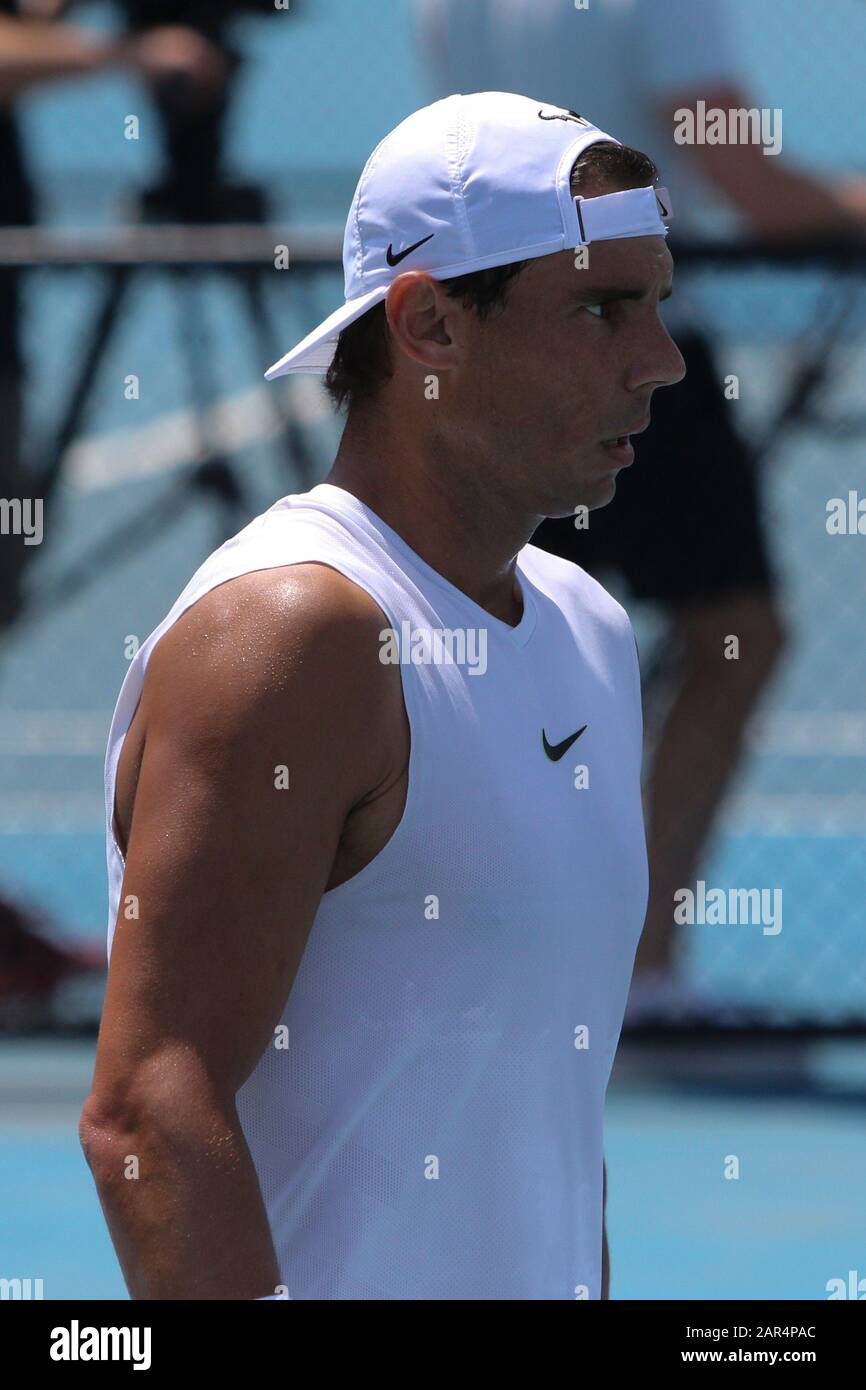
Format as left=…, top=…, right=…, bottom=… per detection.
left=531, top=332, right=776, bottom=605
left=0, top=269, right=23, bottom=371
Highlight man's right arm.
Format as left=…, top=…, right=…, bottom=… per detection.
left=655, top=81, right=866, bottom=242
left=79, top=563, right=405, bottom=1299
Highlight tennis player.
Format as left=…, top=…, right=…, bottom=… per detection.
left=81, top=91, right=685, bottom=1300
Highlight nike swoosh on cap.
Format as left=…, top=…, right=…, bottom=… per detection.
left=542, top=725, right=588, bottom=762
left=386, top=233, right=435, bottom=267
left=538, top=108, right=590, bottom=126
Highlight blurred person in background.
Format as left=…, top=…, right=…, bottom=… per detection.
left=414, top=0, right=866, bottom=1023
left=0, top=0, right=225, bottom=1028
left=0, top=0, right=226, bottom=617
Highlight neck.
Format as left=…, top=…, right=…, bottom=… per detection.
left=325, top=406, right=538, bottom=626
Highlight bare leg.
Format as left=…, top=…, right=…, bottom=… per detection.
left=634, top=591, right=787, bottom=978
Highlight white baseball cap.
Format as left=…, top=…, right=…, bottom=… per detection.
left=264, top=90, right=671, bottom=380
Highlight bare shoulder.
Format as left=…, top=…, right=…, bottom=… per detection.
left=160, top=558, right=396, bottom=703
left=116, top=561, right=408, bottom=854
left=148, top=560, right=398, bottom=694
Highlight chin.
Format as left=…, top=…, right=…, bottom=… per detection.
left=537, top=461, right=620, bottom=518
left=574, top=478, right=620, bottom=514
left=593, top=475, right=619, bottom=508
left=539, top=485, right=610, bottom=520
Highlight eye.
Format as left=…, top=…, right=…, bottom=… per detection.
left=582, top=302, right=605, bottom=319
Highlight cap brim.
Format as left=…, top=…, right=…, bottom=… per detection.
left=264, top=285, right=390, bottom=380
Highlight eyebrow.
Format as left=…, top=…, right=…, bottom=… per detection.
left=573, top=283, right=674, bottom=304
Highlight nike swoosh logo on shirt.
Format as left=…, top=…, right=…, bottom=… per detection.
left=542, top=725, right=588, bottom=761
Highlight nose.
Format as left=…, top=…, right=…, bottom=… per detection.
left=666, top=335, right=688, bottom=387
left=630, top=318, right=687, bottom=393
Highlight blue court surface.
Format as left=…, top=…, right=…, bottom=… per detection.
left=1, top=0, right=865, bottom=1299
left=3, top=1038, right=866, bottom=1300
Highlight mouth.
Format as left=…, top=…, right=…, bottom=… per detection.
left=599, top=417, right=650, bottom=465
left=600, top=417, right=650, bottom=447
left=599, top=437, right=634, bottom=466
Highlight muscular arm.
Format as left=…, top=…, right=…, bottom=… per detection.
left=79, top=564, right=406, bottom=1299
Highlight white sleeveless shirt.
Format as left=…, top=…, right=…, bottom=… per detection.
left=104, top=482, right=648, bottom=1300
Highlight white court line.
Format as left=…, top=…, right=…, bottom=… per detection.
left=0, top=1039, right=96, bottom=1126
left=745, top=712, right=866, bottom=756
left=2, top=712, right=866, bottom=833
left=0, top=791, right=106, bottom=831
left=0, top=793, right=864, bottom=835
left=0, top=790, right=865, bottom=837
left=64, top=379, right=334, bottom=492
left=56, top=339, right=863, bottom=494
left=5, top=709, right=866, bottom=757
left=0, top=711, right=110, bottom=755
left=718, top=794, right=866, bottom=836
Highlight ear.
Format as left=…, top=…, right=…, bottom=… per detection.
left=384, top=272, right=459, bottom=373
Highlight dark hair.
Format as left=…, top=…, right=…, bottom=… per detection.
left=323, top=141, right=658, bottom=414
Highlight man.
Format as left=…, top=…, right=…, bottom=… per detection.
left=414, top=0, right=866, bottom=1022
left=81, top=92, right=684, bottom=1300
